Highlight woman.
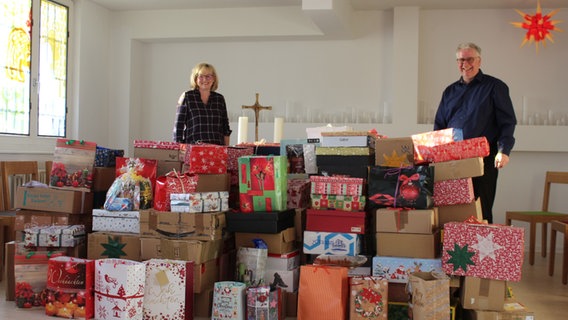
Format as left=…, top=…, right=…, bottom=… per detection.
left=173, top=62, right=232, bottom=145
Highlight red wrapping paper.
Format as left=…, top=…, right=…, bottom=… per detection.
left=133, top=140, right=180, bottom=150
left=415, top=136, right=490, bottom=163
left=310, top=176, right=364, bottom=196
left=433, top=178, right=475, bottom=206
left=185, top=143, right=228, bottom=174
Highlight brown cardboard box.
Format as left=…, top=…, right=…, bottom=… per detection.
left=376, top=229, right=441, bottom=259
left=139, top=209, right=225, bottom=240
left=431, top=157, right=484, bottom=182
left=92, top=167, right=116, bottom=192
left=156, top=160, right=184, bottom=177
left=133, top=147, right=180, bottom=161
left=87, top=231, right=141, bottom=261
left=14, top=186, right=94, bottom=214
left=285, top=291, right=298, bottom=317
left=438, top=198, right=483, bottom=226
left=235, top=227, right=296, bottom=254
left=195, top=173, right=231, bottom=192
left=193, top=258, right=219, bottom=293
left=140, top=236, right=162, bottom=260
left=461, top=276, right=506, bottom=311
left=194, top=287, right=214, bottom=317
left=375, top=208, right=438, bottom=234
left=462, top=298, right=535, bottom=320
left=15, top=209, right=92, bottom=232
left=4, top=241, right=15, bottom=301
left=160, top=238, right=223, bottom=264
left=294, top=208, right=306, bottom=242
left=375, top=137, right=414, bottom=167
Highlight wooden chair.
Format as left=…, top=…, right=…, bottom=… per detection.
left=549, top=220, right=568, bottom=284
left=506, top=171, right=568, bottom=265
left=1, top=161, right=39, bottom=210
left=45, top=160, right=53, bottom=184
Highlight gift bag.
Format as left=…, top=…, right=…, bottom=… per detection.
left=45, top=256, right=95, bottom=319
left=153, top=170, right=199, bottom=211
left=247, top=286, right=283, bottom=320
left=297, top=265, right=349, bottom=320
left=367, top=166, right=434, bottom=210
left=236, top=247, right=268, bottom=287
left=143, top=259, right=194, bottom=320
left=50, top=139, right=97, bottom=191
left=212, top=281, right=246, bottom=320
left=349, top=276, right=388, bottom=320
left=407, top=272, right=450, bottom=320
left=104, top=157, right=157, bottom=210
left=94, top=259, right=146, bottom=320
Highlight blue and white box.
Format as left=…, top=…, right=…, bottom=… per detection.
left=302, top=231, right=361, bottom=256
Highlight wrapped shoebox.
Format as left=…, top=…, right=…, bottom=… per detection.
left=372, top=256, right=443, bottom=284
left=170, top=191, right=229, bottom=213
left=349, top=276, right=388, bottom=319
left=225, top=209, right=295, bottom=234
left=310, top=175, right=364, bottom=196
left=87, top=232, right=141, bottom=261
left=376, top=229, right=441, bottom=259
left=139, top=209, right=225, bottom=240
left=442, top=222, right=525, bottom=281
left=92, top=209, right=140, bottom=234
left=133, top=140, right=181, bottom=161
left=430, top=157, right=484, bottom=182
left=184, top=143, right=228, bottom=173
left=310, top=194, right=366, bottom=212
left=411, top=128, right=463, bottom=164
left=286, top=178, right=311, bottom=209
left=303, top=230, right=361, bottom=256
left=374, top=137, right=414, bottom=167
left=433, top=178, right=475, bottom=206
left=306, top=209, right=367, bottom=234
left=15, top=209, right=89, bottom=232
left=160, top=238, right=223, bottom=265
left=94, top=258, right=146, bottom=320
left=266, top=250, right=300, bottom=271
left=212, top=281, right=246, bottom=320
left=143, top=259, right=194, bottom=320
left=368, top=166, right=434, bottom=210
left=263, top=267, right=300, bottom=293
left=246, top=286, right=283, bottom=320
left=375, top=208, right=438, bottom=234
left=24, top=224, right=86, bottom=247
left=238, top=155, right=288, bottom=212
left=415, top=136, right=490, bottom=163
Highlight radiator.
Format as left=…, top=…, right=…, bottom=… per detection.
left=6, top=171, right=47, bottom=209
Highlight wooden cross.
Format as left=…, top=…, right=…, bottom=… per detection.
left=242, top=93, right=272, bottom=142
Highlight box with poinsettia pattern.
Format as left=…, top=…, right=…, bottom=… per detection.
left=184, top=143, right=228, bottom=174
left=349, top=276, right=388, bottom=320
left=442, top=222, right=525, bottom=282
left=238, top=155, right=288, bottom=212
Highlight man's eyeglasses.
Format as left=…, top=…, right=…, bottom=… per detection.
left=456, top=57, right=478, bottom=64
left=198, top=74, right=215, bottom=80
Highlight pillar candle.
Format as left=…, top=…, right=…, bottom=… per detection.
left=273, top=117, right=284, bottom=143
left=237, top=116, right=248, bottom=144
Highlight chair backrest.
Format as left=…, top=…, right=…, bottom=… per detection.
left=1, top=161, right=39, bottom=210
left=542, top=171, right=568, bottom=212
left=45, top=160, right=53, bottom=183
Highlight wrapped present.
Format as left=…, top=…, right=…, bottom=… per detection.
left=415, top=136, right=490, bottom=163
left=246, top=286, right=283, bottom=320
left=212, top=281, right=246, bottom=320
left=238, top=155, right=288, bottom=212
left=92, top=209, right=140, bottom=234
left=372, top=256, right=443, bottom=284
left=45, top=256, right=95, bottom=319
left=349, top=276, right=388, bottom=319
left=94, top=259, right=146, bottom=320
left=133, top=140, right=180, bottom=150
left=310, top=194, right=366, bottom=212
left=287, top=179, right=311, bottom=209
left=24, top=225, right=86, bottom=247
left=310, top=175, right=364, bottom=196
left=95, top=146, right=124, bottom=167
left=87, top=232, right=141, bottom=261
left=185, top=143, right=228, bottom=174
left=143, top=259, right=194, bottom=320
left=104, top=157, right=158, bottom=211
left=297, top=265, right=349, bottom=320
left=411, top=128, right=463, bottom=164
left=374, top=137, right=414, bottom=167
left=228, top=146, right=254, bottom=171
left=170, top=191, right=229, bottom=213
left=407, top=272, right=450, bottom=320
left=442, top=222, right=525, bottom=281
left=154, top=170, right=199, bottom=212
left=303, top=231, right=361, bottom=256
left=50, top=139, right=97, bottom=192
left=306, top=209, right=367, bottom=234
left=368, top=166, right=434, bottom=209
left=433, top=178, right=475, bottom=206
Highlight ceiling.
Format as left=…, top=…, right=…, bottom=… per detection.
left=89, top=0, right=568, bottom=12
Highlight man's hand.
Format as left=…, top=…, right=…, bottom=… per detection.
left=495, top=152, right=509, bottom=169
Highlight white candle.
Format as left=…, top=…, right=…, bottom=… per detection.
left=273, top=117, right=284, bottom=143
left=237, top=116, right=248, bottom=144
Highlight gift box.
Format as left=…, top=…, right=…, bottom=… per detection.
left=87, top=232, right=141, bottom=261
left=94, top=259, right=146, bottom=320
left=133, top=140, right=181, bottom=161
left=433, top=178, right=475, bottom=206
left=320, top=131, right=373, bottom=147
left=154, top=170, right=199, bottom=212
left=139, top=209, right=225, bottom=241
left=316, top=146, right=373, bottom=156
left=225, top=209, right=295, bottom=234
left=317, top=164, right=369, bottom=180
left=228, top=146, right=254, bottom=171
left=212, top=281, right=246, bottom=320
left=95, top=146, right=124, bottom=167
left=442, top=222, right=525, bottom=281
left=170, top=191, right=229, bottom=213
left=376, top=230, right=441, bottom=259
left=411, top=128, right=463, bottom=164
left=246, top=286, right=283, bottom=320
left=349, top=276, right=388, bottom=319
left=234, top=227, right=296, bottom=255
left=185, top=143, right=228, bottom=174
left=266, top=250, right=300, bottom=271
left=238, top=155, right=288, bottom=212
left=375, top=208, right=438, bottom=234
left=15, top=209, right=90, bottom=232
left=415, top=136, right=490, bottom=163
left=92, top=209, right=140, bottom=234
left=263, top=267, right=299, bottom=293
left=143, top=259, right=194, bottom=320
left=50, top=139, right=97, bottom=192
left=374, top=137, right=414, bottom=167
left=303, top=230, right=361, bottom=256
left=437, top=198, right=483, bottom=225
left=306, top=209, right=367, bottom=234
left=372, top=256, right=443, bottom=284
left=430, top=157, right=484, bottom=182
left=310, top=194, right=366, bottom=212
left=310, top=175, right=364, bottom=196
left=23, top=224, right=86, bottom=247
left=316, top=154, right=373, bottom=167
left=45, top=256, right=95, bottom=319
left=286, top=179, right=311, bottom=209
left=160, top=238, right=223, bottom=265
left=368, top=166, right=434, bottom=209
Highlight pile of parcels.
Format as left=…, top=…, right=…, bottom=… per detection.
left=2, top=128, right=533, bottom=319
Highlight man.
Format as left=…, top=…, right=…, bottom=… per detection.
left=434, top=42, right=517, bottom=223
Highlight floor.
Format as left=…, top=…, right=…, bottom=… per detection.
left=0, top=251, right=567, bottom=319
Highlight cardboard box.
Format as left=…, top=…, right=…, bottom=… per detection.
left=139, top=209, right=225, bottom=240
left=195, top=173, right=231, bottom=192
left=303, top=230, right=361, bottom=256
left=194, top=258, right=220, bottom=293
left=15, top=209, right=91, bottom=232
left=235, top=227, right=296, bottom=255
left=156, top=160, right=184, bottom=177
left=87, top=231, right=141, bottom=261
left=463, top=298, right=535, bottom=320
left=310, top=175, right=364, bottom=196
left=194, top=287, right=214, bottom=318
left=434, top=178, right=475, bottom=206
left=92, top=166, right=116, bottom=192
left=133, top=145, right=180, bottom=161
left=375, top=208, right=438, bottom=234
left=320, top=131, right=372, bottom=147
left=15, top=186, right=94, bottom=214
left=310, top=194, right=366, bottom=212
left=438, top=198, right=483, bottom=225
left=225, top=209, right=295, bottom=234
left=461, top=276, right=506, bottom=311
left=266, top=249, right=300, bottom=271
left=4, top=241, right=15, bottom=301
left=160, top=238, right=223, bottom=265
left=306, top=209, right=367, bottom=234
left=376, top=229, right=441, bottom=259
left=431, top=157, right=484, bottom=182
left=372, top=256, right=443, bottom=283
left=294, top=208, right=306, bottom=242
left=285, top=291, right=298, bottom=318
left=263, top=267, right=300, bottom=293
left=92, top=209, right=140, bottom=234
left=140, top=237, right=162, bottom=260
left=375, top=137, right=414, bottom=167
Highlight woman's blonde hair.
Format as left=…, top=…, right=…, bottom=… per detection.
left=190, top=62, right=219, bottom=91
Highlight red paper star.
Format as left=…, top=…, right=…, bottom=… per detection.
left=511, top=0, right=563, bottom=52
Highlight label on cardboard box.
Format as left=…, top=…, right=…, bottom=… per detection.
left=303, top=230, right=361, bottom=256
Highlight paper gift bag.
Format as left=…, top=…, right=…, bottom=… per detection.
left=212, top=281, right=246, bottom=320
left=45, top=256, right=95, bottom=319
left=236, top=247, right=268, bottom=287
left=349, top=276, right=388, bottom=320
left=368, top=166, right=434, bottom=210
left=50, top=139, right=97, bottom=192
left=407, top=272, right=450, bottom=320
left=247, top=286, right=283, bottom=320
left=153, top=170, right=199, bottom=211
left=104, top=157, right=157, bottom=211
left=238, top=155, right=288, bottom=212
left=143, top=259, right=194, bottom=320
left=297, top=265, right=349, bottom=320
left=94, top=259, right=145, bottom=320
